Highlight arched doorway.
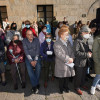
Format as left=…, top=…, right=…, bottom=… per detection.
left=96, top=8, right=100, bottom=23
left=87, top=0, right=100, bottom=21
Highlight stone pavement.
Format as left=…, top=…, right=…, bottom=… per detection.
left=0, top=69, right=100, bottom=100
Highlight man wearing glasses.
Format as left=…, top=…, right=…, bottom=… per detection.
left=22, top=29, right=41, bottom=94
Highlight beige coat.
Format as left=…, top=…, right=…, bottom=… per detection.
left=93, top=35, right=100, bottom=74
left=53, top=39, right=75, bottom=78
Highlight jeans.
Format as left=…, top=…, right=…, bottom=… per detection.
left=92, top=75, right=100, bottom=87
left=25, top=57, right=41, bottom=87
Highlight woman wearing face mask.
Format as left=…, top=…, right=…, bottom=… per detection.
left=54, top=28, right=75, bottom=94
left=7, top=35, right=26, bottom=90
left=61, top=25, right=73, bottom=46
left=6, top=23, right=23, bottom=45
left=40, top=33, right=55, bottom=88
left=39, top=26, right=47, bottom=45
left=22, top=20, right=37, bottom=38
left=73, top=25, right=92, bottom=95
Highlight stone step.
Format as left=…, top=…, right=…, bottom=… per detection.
left=0, top=92, right=24, bottom=100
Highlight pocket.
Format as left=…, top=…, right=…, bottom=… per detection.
left=80, top=60, right=86, bottom=67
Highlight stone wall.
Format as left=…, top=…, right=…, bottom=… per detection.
left=0, top=0, right=100, bottom=29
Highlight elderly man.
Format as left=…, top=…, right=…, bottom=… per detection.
left=22, top=29, right=41, bottom=94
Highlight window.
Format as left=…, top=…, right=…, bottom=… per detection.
left=0, top=6, right=8, bottom=24
left=37, top=5, right=53, bottom=24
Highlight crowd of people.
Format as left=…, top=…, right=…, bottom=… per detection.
left=0, top=17, right=100, bottom=95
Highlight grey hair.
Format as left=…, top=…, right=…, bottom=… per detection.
left=80, top=25, right=91, bottom=33
left=12, top=34, right=19, bottom=40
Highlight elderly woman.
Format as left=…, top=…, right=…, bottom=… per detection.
left=73, top=25, right=92, bottom=95
left=7, top=34, right=26, bottom=90
left=53, top=28, right=75, bottom=94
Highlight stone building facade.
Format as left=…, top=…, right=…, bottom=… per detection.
left=0, top=0, right=100, bottom=29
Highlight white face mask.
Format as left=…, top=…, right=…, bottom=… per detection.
left=64, top=36, right=69, bottom=41
left=60, top=24, right=63, bottom=28
left=66, top=36, right=69, bottom=40
left=43, top=29, right=47, bottom=33
left=83, top=34, right=90, bottom=39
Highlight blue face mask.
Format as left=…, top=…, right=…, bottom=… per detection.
left=26, top=25, right=30, bottom=28
left=46, top=38, right=51, bottom=43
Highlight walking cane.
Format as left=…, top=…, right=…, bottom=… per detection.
left=9, top=49, right=22, bottom=84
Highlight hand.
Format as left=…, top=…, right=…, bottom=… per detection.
left=14, top=58, right=19, bottom=63
left=88, top=52, right=92, bottom=58
left=67, top=58, right=73, bottom=64
left=31, top=61, right=37, bottom=67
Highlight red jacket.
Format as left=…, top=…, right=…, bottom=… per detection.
left=22, top=27, right=37, bottom=38
left=7, top=41, right=25, bottom=64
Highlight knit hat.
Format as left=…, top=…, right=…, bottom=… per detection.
left=80, top=25, right=91, bottom=33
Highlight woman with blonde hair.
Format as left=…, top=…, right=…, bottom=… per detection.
left=54, top=28, right=75, bottom=94
left=61, top=25, right=73, bottom=46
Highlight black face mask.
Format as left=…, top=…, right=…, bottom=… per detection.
left=14, top=40, right=19, bottom=44
left=12, top=27, right=16, bottom=30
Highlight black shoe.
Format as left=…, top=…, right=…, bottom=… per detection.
left=59, top=90, right=63, bottom=94
left=2, top=81, right=7, bottom=86
left=64, top=87, right=70, bottom=93
left=14, top=84, right=18, bottom=90
left=22, top=82, right=26, bottom=89
left=59, top=89, right=63, bottom=94
left=37, top=84, right=40, bottom=89
left=31, top=87, right=39, bottom=94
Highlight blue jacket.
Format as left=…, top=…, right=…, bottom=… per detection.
left=40, top=41, right=55, bottom=61
left=45, top=24, right=51, bottom=33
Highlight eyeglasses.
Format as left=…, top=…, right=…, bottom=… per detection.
left=27, top=34, right=33, bottom=36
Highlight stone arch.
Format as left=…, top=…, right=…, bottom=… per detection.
left=87, top=0, right=100, bottom=20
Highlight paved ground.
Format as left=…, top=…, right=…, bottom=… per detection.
left=0, top=67, right=100, bottom=100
